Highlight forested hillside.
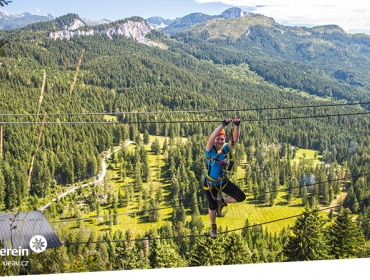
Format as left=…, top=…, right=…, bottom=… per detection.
left=0, top=14, right=370, bottom=275
left=173, top=15, right=370, bottom=102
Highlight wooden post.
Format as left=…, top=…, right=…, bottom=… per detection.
left=0, top=126, right=2, bottom=159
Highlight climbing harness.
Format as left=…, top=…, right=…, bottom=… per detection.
left=203, top=120, right=239, bottom=202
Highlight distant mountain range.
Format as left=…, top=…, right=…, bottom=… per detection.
left=0, top=10, right=56, bottom=29
left=0, top=7, right=250, bottom=31
left=151, top=7, right=251, bottom=36
left=2, top=6, right=368, bottom=100
left=0, top=9, right=112, bottom=30
left=81, top=18, right=112, bottom=26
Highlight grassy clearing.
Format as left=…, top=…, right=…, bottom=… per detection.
left=62, top=136, right=175, bottom=237
left=104, top=115, right=117, bottom=122
left=292, top=148, right=323, bottom=167
left=215, top=195, right=303, bottom=234
left=295, top=148, right=319, bottom=159
left=63, top=137, right=326, bottom=239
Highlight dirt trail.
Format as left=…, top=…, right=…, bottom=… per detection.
left=321, top=189, right=348, bottom=214
left=39, top=141, right=134, bottom=211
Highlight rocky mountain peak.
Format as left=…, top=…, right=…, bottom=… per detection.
left=220, top=7, right=250, bottom=19
left=146, top=16, right=174, bottom=30
left=46, top=13, right=56, bottom=19
left=0, top=10, right=9, bottom=18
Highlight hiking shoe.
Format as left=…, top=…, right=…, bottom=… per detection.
left=210, top=224, right=217, bottom=238
left=216, top=199, right=227, bottom=217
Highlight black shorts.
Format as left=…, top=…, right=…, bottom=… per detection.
left=204, top=180, right=246, bottom=210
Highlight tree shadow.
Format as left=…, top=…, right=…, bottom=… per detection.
left=288, top=203, right=304, bottom=208
left=137, top=215, right=157, bottom=224
left=255, top=204, right=274, bottom=208
left=160, top=165, right=170, bottom=180
left=276, top=201, right=289, bottom=206
left=69, top=225, right=80, bottom=229
left=245, top=199, right=261, bottom=205
left=162, top=216, right=172, bottom=222
left=110, top=177, right=122, bottom=181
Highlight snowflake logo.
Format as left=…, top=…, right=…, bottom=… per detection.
left=29, top=235, right=47, bottom=253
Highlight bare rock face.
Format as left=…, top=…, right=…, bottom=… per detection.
left=105, top=20, right=151, bottom=39
left=219, top=7, right=250, bottom=19
left=67, top=19, right=86, bottom=30
left=48, top=20, right=160, bottom=47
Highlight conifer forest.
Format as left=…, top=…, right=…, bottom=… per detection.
left=0, top=12, right=370, bottom=276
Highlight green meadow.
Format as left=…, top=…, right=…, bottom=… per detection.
left=56, top=134, right=318, bottom=238
left=292, top=148, right=323, bottom=167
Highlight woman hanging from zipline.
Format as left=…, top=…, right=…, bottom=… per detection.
left=203, top=118, right=246, bottom=238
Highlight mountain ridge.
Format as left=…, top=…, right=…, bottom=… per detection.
left=1, top=7, right=370, bottom=101
left=0, top=10, right=55, bottom=30
left=1, top=7, right=251, bottom=31
left=153, top=7, right=252, bottom=35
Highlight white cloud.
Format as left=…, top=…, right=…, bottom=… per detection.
left=194, top=0, right=370, bottom=33
left=35, top=7, right=41, bottom=13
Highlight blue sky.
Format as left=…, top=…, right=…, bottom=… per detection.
left=1, top=0, right=370, bottom=34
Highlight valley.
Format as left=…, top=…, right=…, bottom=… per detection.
left=0, top=9, right=369, bottom=275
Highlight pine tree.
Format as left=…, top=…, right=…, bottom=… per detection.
left=241, top=218, right=253, bottom=249
left=149, top=240, right=186, bottom=268
left=176, top=202, right=187, bottom=225
left=189, top=237, right=225, bottom=266
left=87, top=230, right=98, bottom=251
left=96, top=235, right=111, bottom=270
left=143, top=129, right=150, bottom=145
left=343, top=185, right=356, bottom=212
left=162, top=138, right=168, bottom=153
left=326, top=207, right=365, bottom=259
left=118, top=190, right=125, bottom=207
left=283, top=207, right=330, bottom=261
left=310, top=195, right=318, bottom=208
left=150, top=138, right=161, bottom=154
left=148, top=198, right=160, bottom=222
left=189, top=211, right=204, bottom=233
left=357, top=206, right=370, bottom=240
left=115, top=229, right=136, bottom=270
left=223, top=233, right=251, bottom=265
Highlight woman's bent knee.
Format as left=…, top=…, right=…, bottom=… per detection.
left=236, top=192, right=246, bottom=202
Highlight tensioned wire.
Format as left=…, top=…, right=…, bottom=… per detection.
left=61, top=195, right=370, bottom=245
left=3, top=102, right=368, bottom=240
left=0, top=101, right=369, bottom=117
left=220, top=196, right=369, bottom=235
left=48, top=172, right=369, bottom=224
left=1, top=111, right=370, bottom=125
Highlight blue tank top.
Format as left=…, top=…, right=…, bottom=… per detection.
left=204, top=144, right=230, bottom=185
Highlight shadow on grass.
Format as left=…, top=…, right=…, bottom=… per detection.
left=137, top=215, right=164, bottom=224
left=58, top=218, right=95, bottom=224
left=86, top=220, right=95, bottom=225
left=69, top=225, right=81, bottom=229
left=255, top=204, right=274, bottom=208
left=162, top=216, right=172, bottom=222
left=161, top=165, right=171, bottom=180
left=276, top=201, right=289, bottom=206
left=110, top=177, right=122, bottom=181
left=288, top=204, right=304, bottom=208
left=245, top=198, right=261, bottom=205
